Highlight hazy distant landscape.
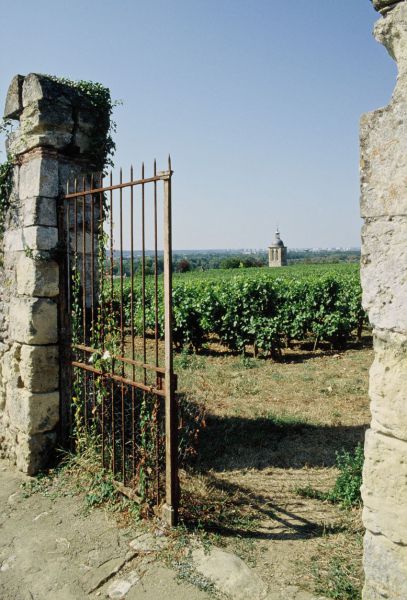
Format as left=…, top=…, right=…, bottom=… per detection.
left=109, top=248, right=361, bottom=276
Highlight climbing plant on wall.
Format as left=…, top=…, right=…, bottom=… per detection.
left=0, top=122, right=14, bottom=264
left=47, top=75, right=120, bottom=170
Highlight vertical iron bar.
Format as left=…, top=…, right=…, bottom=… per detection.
left=73, top=179, right=78, bottom=450
left=90, top=174, right=96, bottom=422
left=109, top=172, right=114, bottom=317
left=99, top=174, right=105, bottom=468
left=109, top=172, right=116, bottom=475
left=162, top=158, right=178, bottom=526
left=153, top=159, right=160, bottom=504
left=130, top=166, right=136, bottom=480
left=119, top=168, right=125, bottom=482
left=141, top=163, right=146, bottom=383
left=154, top=159, right=159, bottom=371
left=74, top=179, right=78, bottom=258
left=99, top=174, right=105, bottom=351
left=90, top=174, right=95, bottom=331
left=82, top=176, right=88, bottom=427
left=66, top=187, right=71, bottom=317
left=64, top=181, right=72, bottom=449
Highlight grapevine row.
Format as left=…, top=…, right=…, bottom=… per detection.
left=111, top=270, right=366, bottom=356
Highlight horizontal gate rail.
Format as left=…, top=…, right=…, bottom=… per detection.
left=73, top=343, right=167, bottom=375
left=63, top=171, right=171, bottom=198
left=71, top=361, right=166, bottom=396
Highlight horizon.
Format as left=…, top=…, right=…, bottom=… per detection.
left=109, top=246, right=361, bottom=254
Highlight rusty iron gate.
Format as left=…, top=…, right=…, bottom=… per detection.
left=61, top=159, right=178, bottom=525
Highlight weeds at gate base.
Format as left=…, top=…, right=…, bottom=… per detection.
left=297, top=444, right=364, bottom=508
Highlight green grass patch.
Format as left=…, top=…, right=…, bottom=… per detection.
left=297, top=444, right=364, bottom=508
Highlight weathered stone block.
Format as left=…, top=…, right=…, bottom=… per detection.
left=369, top=330, right=407, bottom=441
left=360, top=103, right=407, bottom=219
left=3, top=74, right=24, bottom=119
left=58, top=162, right=87, bottom=192
left=15, top=430, right=57, bottom=475
left=74, top=108, right=100, bottom=154
left=19, top=155, right=58, bottom=199
left=3, top=229, right=24, bottom=253
left=72, top=231, right=98, bottom=254
left=363, top=530, right=407, bottom=599
left=5, top=73, right=102, bottom=157
left=6, top=388, right=59, bottom=435
left=374, top=4, right=407, bottom=74
left=4, top=226, right=58, bottom=253
left=361, top=217, right=407, bottom=333
left=22, top=196, right=57, bottom=227
left=17, top=254, right=59, bottom=297
left=372, top=0, right=405, bottom=14
left=22, top=73, right=74, bottom=107
left=0, top=343, right=21, bottom=390
left=9, top=297, right=57, bottom=344
left=19, top=345, right=58, bottom=393
left=362, top=429, right=407, bottom=545
left=13, top=99, right=74, bottom=153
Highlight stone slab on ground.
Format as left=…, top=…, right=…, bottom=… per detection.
left=191, top=545, right=327, bottom=600
left=192, top=545, right=268, bottom=600
left=129, top=532, right=167, bottom=553
left=105, top=564, right=213, bottom=600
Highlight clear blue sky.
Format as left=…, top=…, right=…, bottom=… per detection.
left=0, top=0, right=396, bottom=249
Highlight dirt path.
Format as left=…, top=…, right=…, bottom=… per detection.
left=0, top=460, right=329, bottom=600
left=0, top=461, right=212, bottom=600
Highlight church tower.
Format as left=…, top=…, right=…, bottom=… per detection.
left=268, top=229, right=287, bottom=267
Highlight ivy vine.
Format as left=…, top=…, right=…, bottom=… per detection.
left=0, top=154, right=13, bottom=264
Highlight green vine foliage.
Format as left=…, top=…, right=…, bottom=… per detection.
left=114, top=271, right=366, bottom=356
left=47, top=75, right=119, bottom=170
left=0, top=156, right=14, bottom=265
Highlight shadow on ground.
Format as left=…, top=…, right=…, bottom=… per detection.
left=181, top=470, right=347, bottom=542
left=195, top=413, right=367, bottom=471
left=178, top=405, right=365, bottom=546
left=175, top=333, right=373, bottom=362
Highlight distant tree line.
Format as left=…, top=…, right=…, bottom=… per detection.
left=108, top=249, right=360, bottom=276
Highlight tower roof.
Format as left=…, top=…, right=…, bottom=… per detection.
left=269, top=228, right=285, bottom=248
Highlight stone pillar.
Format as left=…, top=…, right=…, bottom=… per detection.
left=0, top=73, right=105, bottom=474
left=361, top=2, right=407, bottom=597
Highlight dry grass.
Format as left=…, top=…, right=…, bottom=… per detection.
left=175, top=336, right=373, bottom=598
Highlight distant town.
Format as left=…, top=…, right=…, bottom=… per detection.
left=108, top=247, right=361, bottom=276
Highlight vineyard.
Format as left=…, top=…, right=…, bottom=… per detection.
left=112, top=263, right=366, bottom=356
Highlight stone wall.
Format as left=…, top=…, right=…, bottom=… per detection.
left=361, top=2, right=407, bottom=597
left=0, top=74, right=105, bottom=474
